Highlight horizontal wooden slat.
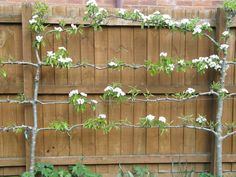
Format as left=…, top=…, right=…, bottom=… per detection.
left=47, top=16, right=215, bottom=27
left=1, top=154, right=236, bottom=167
left=0, top=15, right=21, bottom=23
left=0, top=157, right=25, bottom=167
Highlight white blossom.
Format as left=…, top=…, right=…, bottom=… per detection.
left=153, top=11, right=160, bottom=15
left=178, top=59, right=185, bottom=65
left=47, top=51, right=55, bottom=57
left=80, top=92, right=87, bottom=97
left=54, top=27, right=63, bottom=32
left=98, top=114, right=106, bottom=119
left=71, top=24, right=77, bottom=30
left=118, top=8, right=126, bottom=15
left=58, top=47, right=67, bottom=51
left=104, top=86, right=113, bottom=92
left=193, top=25, right=202, bottom=35
left=58, top=56, right=72, bottom=63
left=108, top=61, right=118, bottom=67
left=219, top=44, right=229, bottom=50
left=162, top=14, right=171, bottom=20
left=202, top=22, right=210, bottom=27
left=222, top=31, right=230, bottom=37
left=160, top=52, right=167, bottom=57
left=32, top=15, right=38, bottom=19
left=159, top=116, right=166, bottom=123
left=180, top=18, right=190, bottom=25
left=113, top=87, right=126, bottom=97
left=29, top=19, right=37, bottom=24
left=196, top=115, right=207, bottom=124
left=146, top=114, right=155, bottom=121
left=221, top=88, right=228, bottom=93
left=86, top=0, right=97, bottom=6
left=69, top=89, right=79, bottom=97
left=185, top=88, right=195, bottom=94
left=168, top=64, right=175, bottom=71
left=36, top=35, right=43, bottom=42
left=77, top=98, right=85, bottom=105
left=91, top=99, right=98, bottom=104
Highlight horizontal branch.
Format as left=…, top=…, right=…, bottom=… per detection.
left=1, top=60, right=37, bottom=67
left=222, top=130, right=236, bottom=140
left=36, top=123, right=217, bottom=136
left=0, top=98, right=32, bottom=104
left=0, top=125, right=32, bottom=132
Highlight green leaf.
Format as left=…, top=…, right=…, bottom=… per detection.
left=0, top=69, right=7, bottom=78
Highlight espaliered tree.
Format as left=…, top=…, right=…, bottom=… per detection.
left=0, top=0, right=236, bottom=176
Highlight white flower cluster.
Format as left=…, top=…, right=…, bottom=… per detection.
left=146, top=114, right=155, bottom=121
left=220, top=88, right=229, bottom=94
left=192, top=22, right=210, bottom=35
left=58, top=46, right=67, bottom=51
left=160, top=52, right=167, bottom=57
left=196, top=115, right=207, bottom=124
left=185, top=88, right=195, bottom=94
left=104, top=86, right=126, bottom=97
left=47, top=47, right=73, bottom=64
left=98, top=114, right=106, bottom=119
left=108, top=61, right=118, bottom=67
left=29, top=14, right=38, bottom=24
left=77, top=98, right=85, bottom=105
left=36, top=35, right=43, bottom=42
left=91, top=99, right=98, bottom=104
left=192, top=55, right=222, bottom=71
left=222, top=31, right=230, bottom=37
left=69, top=89, right=79, bottom=97
left=71, top=24, right=77, bottom=30
left=219, top=44, right=229, bottom=51
left=177, top=59, right=185, bottom=65
left=118, top=8, right=126, bottom=16
left=159, top=116, right=166, bottom=123
left=69, top=90, right=87, bottom=98
left=54, top=27, right=63, bottom=32
left=168, top=64, right=175, bottom=71
left=58, top=56, right=73, bottom=64
left=86, top=0, right=97, bottom=6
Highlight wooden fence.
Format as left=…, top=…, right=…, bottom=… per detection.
left=0, top=3, right=236, bottom=176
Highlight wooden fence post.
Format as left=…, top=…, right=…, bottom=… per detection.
left=22, top=2, right=33, bottom=171
left=210, top=7, right=227, bottom=175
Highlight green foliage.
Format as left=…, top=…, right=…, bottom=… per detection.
left=225, top=122, right=236, bottom=133
left=199, top=172, right=215, bottom=177
left=143, top=89, right=154, bottom=99
left=83, top=117, right=119, bottom=134
left=48, top=121, right=69, bottom=131
left=173, top=88, right=197, bottom=99
left=70, top=163, right=101, bottom=177
left=83, top=2, right=108, bottom=31
left=0, top=68, right=7, bottom=78
left=117, top=165, right=154, bottom=177
left=144, top=59, right=160, bottom=76
left=224, top=0, right=236, bottom=12
left=22, top=163, right=100, bottom=177
left=21, top=171, right=35, bottom=177
left=178, top=114, right=194, bottom=125
left=211, top=81, right=221, bottom=92
left=128, top=86, right=141, bottom=101
left=30, top=2, right=48, bottom=33
left=16, top=93, right=27, bottom=102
